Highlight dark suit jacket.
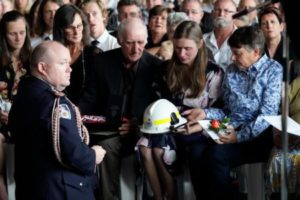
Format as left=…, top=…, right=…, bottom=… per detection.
left=9, top=76, right=97, bottom=200
left=79, top=48, right=167, bottom=131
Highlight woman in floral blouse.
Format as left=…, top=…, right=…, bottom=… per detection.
left=0, top=10, right=31, bottom=199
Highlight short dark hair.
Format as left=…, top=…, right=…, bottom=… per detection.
left=228, top=26, right=265, bottom=55
left=117, top=0, right=141, bottom=11
left=148, top=5, right=169, bottom=20
left=258, top=7, right=283, bottom=25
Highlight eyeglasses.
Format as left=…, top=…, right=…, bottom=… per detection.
left=64, top=23, right=83, bottom=33
left=213, top=8, right=235, bottom=15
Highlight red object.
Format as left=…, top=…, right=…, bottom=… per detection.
left=82, top=115, right=106, bottom=124
left=210, top=120, right=220, bottom=129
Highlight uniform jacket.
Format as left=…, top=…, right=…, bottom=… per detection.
left=9, top=76, right=97, bottom=200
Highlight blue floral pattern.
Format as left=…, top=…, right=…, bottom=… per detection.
left=204, top=55, right=283, bottom=142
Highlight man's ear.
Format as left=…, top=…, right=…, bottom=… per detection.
left=37, top=62, right=48, bottom=77
left=117, top=37, right=122, bottom=46
left=254, top=47, right=261, bottom=58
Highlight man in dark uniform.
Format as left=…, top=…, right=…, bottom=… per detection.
left=79, top=18, right=167, bottom=200
left=8, top=41, right=106, bottom=200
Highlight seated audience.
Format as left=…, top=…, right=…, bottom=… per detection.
left=182, top=26, right=283, bottom=200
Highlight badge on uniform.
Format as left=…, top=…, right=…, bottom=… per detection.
left=58, top=104, right=71, bottom=120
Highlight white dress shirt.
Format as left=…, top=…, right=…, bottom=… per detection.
left=204, top=29, right=235, bottom=72
left=91, top=29, right=120, bottom=52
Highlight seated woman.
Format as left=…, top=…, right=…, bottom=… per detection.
left=265, top=76, right=300, bottom=200
left=145, top=5, right=169, bottom=54
left=53, top=4, right=97, bottom=104
left=155, top=12, right=188, bottom=61
left=137, top=20, right=223, bottom=200
left=0, top=10, right=32, bottom=199
left=259, top=7, right=299, bottom=82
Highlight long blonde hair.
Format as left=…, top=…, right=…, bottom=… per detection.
left=167, top=21, right=208, bottom=98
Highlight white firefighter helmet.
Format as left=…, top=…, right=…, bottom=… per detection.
left=140, top=99, right=187, bottom=134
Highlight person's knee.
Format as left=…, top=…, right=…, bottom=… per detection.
left=152, top=147, right=163, bottom=158
left=208, top=145, right=229, bottom=163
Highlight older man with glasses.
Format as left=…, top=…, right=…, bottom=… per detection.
left=181, top=0, right=214, bottom=33
left=203, top=0, right=237, bottom=72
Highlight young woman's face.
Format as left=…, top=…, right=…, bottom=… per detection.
left=6, top=18, right=27, bottom=51
left=173, top=37, right=200, bottom=67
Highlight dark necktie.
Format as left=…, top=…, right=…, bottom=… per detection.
left=91, top=40, right=99, bottom=46
left=44, top=36, right=51, bottom=41
left=91, top=40, right=103, bottom=54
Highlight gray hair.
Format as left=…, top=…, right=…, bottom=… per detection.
left=167, top=12, right=189, bottom=28
left=117, top=18, right=148, bottom=43
left=228, top=26, right=265, bottom=55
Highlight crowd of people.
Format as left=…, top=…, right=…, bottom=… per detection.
left=0, top=0, right=299, bottom=199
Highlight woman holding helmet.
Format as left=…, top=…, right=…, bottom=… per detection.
left=137, top=20, right=224, bottom=200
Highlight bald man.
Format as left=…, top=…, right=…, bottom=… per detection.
left=9, top=41, right=106, bottom=200
left=79, top=18, right=168, bottom=200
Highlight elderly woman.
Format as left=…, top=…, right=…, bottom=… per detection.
left=155, top=12, right=188, bottom=60
left=53, top=4, right=96, bottom=104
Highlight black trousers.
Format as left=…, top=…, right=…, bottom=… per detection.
left=187, top=127, right=273, bottom=200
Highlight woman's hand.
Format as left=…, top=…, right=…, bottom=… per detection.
left=174, top=121, right=203, bottom=135
left=181, top=108, right=206, bottom=121
left=218, top=126, right=237, bottom=144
